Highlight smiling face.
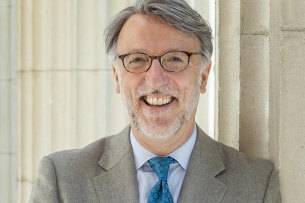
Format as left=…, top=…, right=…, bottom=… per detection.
left=113, top=14, right=210, bottom=141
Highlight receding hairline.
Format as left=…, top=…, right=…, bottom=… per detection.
left=116, top=13, right=202, bottom=52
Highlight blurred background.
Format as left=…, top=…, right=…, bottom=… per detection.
left=1, top=0, right=305, bottom=202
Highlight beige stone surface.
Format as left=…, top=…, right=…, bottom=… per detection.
left=240, top=35, right=270, bottom=159
left=196, top=86, right=212, bottom=135
left=0, top=155, right=11, bottom=203
left=75, top=71, right=103, bottom=146
left=18, top=0, right=33, bottom=71
left=108, top=0, right=131, bottom=17
left=0, top=82, right=11, bottom=153
left=280, top=32, right=305, bottom=203
left=100, top=70, right=129, bottom=135
left=0, top=6, right=10, bottom=78
left=32, top=0, right=52, bottom=71
left=218, top=0, right=305, bottom=201
left=0, top=0, right=17, bottom=203
left=52, top=0, right=74, bottom=71
left=241, top=0, right=270, bottom=34
left=18, top=72, right=34, bottom=202
left=77, top=1, right=99, bottom=71
left=216, top=0, right=241, bottom=149
left=31, top=71, right=53, bottom=165
left=269, top=0, right=282, bottom=168
left=282, top=0, right=305, bottom=28
left=18, top=72, right=34, bottom=170
left=51, top=71, right=74, bottom=151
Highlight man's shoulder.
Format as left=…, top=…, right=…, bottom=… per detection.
left=207, top=136, right=276, bottom=191
left=196, top=126, right=275, bottom=181
left=46, top=126, right=131, bottom=168
left=196, top=126, right=273, bottom=170
left=48, top=136, right=109, bottom=163
left=215, top=140, right=274, bottom=173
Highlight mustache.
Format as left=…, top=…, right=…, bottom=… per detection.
left=135, top=85, right=180, bottom=98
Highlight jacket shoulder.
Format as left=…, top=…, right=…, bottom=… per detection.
left=215, top=141, right=274, bottom=175
left=47, top=126, right=131, bottom=173
left=30, top=126, right=131, bottom=202
left=48, top=136, right=111, bottom=167
left=214, top=141, right=279, bottom=202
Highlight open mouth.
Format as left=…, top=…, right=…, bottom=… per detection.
left=143, top=96, right=173, bottom=106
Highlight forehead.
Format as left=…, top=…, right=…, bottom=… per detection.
left=117, top=14, right=200, bottom=55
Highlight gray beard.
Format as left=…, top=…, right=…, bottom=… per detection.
left=131, top=109, right=186, bottom=140
left=121, top=84, right=200, bottom=140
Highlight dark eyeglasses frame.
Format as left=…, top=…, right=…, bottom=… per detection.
left=117, top=51, right=204, bottom=73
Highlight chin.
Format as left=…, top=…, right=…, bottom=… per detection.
left=132, top=115, right=185, bottom=140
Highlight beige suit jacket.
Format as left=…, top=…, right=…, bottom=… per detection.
left=29, top=125, right=281, bottom=202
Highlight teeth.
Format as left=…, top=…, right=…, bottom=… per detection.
left=145, top=96, right=172, bottom=106
left=153, top=98, right=158, bottom=105
left=158, top=98, right=162, bottom=105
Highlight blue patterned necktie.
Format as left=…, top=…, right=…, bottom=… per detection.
left=147, top=156, right=177, bottom=203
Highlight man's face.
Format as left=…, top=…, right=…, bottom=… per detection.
left=113, top=14, right=210, bottom=140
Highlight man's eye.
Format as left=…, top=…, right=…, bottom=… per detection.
left=127, top=57, right=148, bottom=64
left=130, top=58, right=144, bottom=63
left=167, top=56, right=184, bottom=62
left=172, top=57, right=183, bottom=62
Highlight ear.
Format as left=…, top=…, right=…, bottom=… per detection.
left=112, top=66, right=121, bottom=94
left=200, top=62, right=212, bottom=94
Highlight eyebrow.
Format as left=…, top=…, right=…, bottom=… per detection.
left=120, top=48, right=189, bottom=55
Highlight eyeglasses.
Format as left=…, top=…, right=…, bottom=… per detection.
left=117, top=51, right=204, bottom=73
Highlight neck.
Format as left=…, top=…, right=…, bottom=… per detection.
left=131, top=115, right=196, bottom=156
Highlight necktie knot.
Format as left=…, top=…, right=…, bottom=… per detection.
left=149, top=156, right=177, bottom=181
left=147, top=156, right=177, bottom=203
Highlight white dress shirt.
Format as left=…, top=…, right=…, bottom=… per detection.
left=130, top=125, right=197, bottom=203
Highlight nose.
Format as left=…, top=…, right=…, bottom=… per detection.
left=145, top=59, right=168, bottom=89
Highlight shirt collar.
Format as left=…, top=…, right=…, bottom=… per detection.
left=130, top=125, right=197, bottom=170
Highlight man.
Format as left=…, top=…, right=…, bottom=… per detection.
left=30, top=0, right=281, bottom=202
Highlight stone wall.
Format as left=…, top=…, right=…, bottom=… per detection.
left=217, top=0, right=305, bottom=202
left=0, top=0, right=17, bottom=202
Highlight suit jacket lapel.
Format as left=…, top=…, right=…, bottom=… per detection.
left=178, top=125, right=227, bottom=203
left=93, top=126, right=138, bottom=203
left=92, top=125, right=227, bottom=202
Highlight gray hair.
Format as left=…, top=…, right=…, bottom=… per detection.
left=104, top=0, right=213, bottom=67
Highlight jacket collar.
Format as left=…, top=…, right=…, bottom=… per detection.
left=93, top=126, right=139, bottom=203
left=93, top=125, right=227, bottom=203
left=178, top=125, right=227, bottom=203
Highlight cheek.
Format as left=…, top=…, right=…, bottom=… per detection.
left=174, top=70, right=200, bottom=90
left=121, top=75, right=142, bottom=97
left=126, top=72, right=146, bottom=86
left=180, top=76, right=201, bottom=102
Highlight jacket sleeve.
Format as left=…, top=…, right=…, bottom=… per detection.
left=29, top=156, right=59, bottom=203
left=263, top=168, right=281, bottom=203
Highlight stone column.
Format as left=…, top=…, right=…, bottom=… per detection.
left=239, top=0, right=271, bottom=160
left=216, top=0, right=241, bottom=149
left=217, top=0, right=305, bottom=201
left=16, top=1, right=124, bottom=201
left=0, top=0, right=17, bottom=202
left=269, top=0, right=305, bottom=202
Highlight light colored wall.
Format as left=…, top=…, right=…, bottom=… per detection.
left=217, top=0, right=305, bottom=202
left=0, top=0, right=17, bottom=202
left=17, top=1, right=122, bottom=201
left=272, top=1, right=305, bottom=201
